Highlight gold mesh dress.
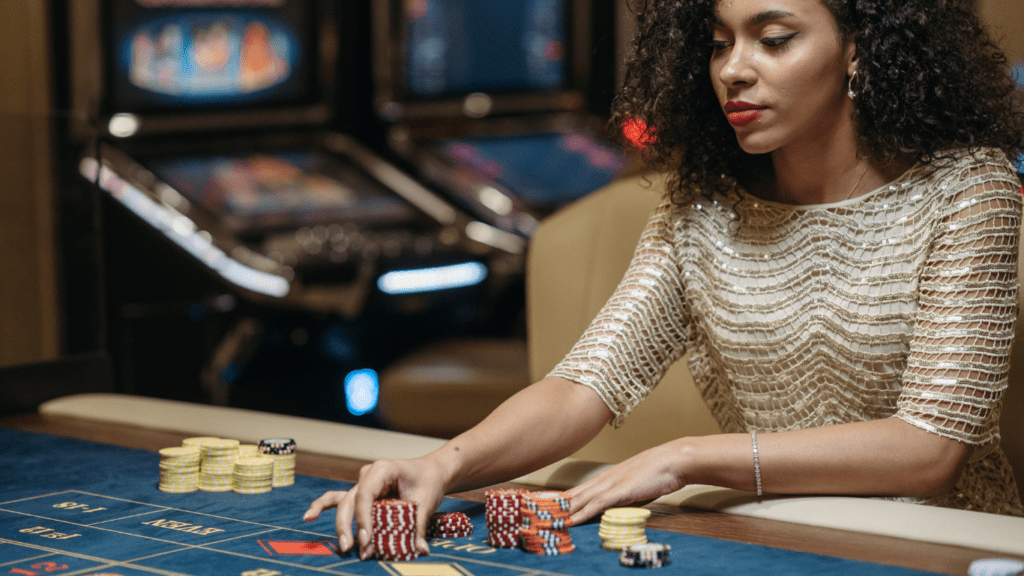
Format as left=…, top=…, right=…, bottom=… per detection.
left=550, top=148, right=1024, bottom=516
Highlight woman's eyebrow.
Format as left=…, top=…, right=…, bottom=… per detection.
left=713, top=8, right=797, bottom=27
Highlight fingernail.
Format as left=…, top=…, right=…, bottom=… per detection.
left=360, top=543, right=374, bottom=561
left=302, top=510, right=313, bottom=521
left=339, top=534, right=350, bottom=551
left=417, top=536, right=430, bottom=555
left=358, top=529, right=369, bottom=560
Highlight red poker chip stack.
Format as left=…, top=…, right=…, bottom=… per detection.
left=520, top=491, right=575, bottom=556
left=485, top=488, right=528, bottom=548
left=372, top=499, right=420, bottom=562
left=427, top=511, right=473, bottom=539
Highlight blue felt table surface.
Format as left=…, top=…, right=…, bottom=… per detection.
left=0, top=427, right=948, bottom=575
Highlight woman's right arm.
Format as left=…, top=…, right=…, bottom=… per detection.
left=303, top=375, right=613, bottom=558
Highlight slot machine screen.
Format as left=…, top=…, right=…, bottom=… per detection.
left=430, top=131, right=624, bottom=207
left=146, top=150, right=418, bottom=233
left=106, top=0, right=319, bottom=112
left=402, top=0, right=569, bottom=99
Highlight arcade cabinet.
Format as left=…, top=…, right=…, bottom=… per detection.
left=371, top=0, right=628, bottom=239
left=60, top=0, right=522, bottom=426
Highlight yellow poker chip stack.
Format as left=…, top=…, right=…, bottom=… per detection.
left=599, top=507, right=651, bottom=551
left=258, top=438, right=296, bottom=488
left=233, top=456, right=275, bottom=495
left=269, top=453, right=296, bottom=487
left=182, top=436, right=221, bottom=450
left=194, top=438, right=240, bottom=492
left=237, top=444, right=260, bottom=458
left=158, top=446, right=201, bottom=493
left=198, top=438, right=240, bottom=467
left=199, top=463, right=234, bottom=492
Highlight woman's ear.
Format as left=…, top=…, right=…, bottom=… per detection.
left=844, top=34, right=858, bottom=77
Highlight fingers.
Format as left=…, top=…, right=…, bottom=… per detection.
left=412, top=490, right=433, bottom=555
left=353, top=463, right=396, bottom=560
left=567, top=481, right=607, bottom=526
left=303, top=490, right=343, bottom=522
left=305, top=458, right=445, bottom=561
left=334, top=487, right=357, bottom=553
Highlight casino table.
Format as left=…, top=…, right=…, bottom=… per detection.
left=2, top=394, right=1023, bottom=576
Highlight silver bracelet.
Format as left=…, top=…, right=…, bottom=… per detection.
left=751, top=430, right=763, bottom=497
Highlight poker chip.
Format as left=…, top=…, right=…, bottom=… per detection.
left=427, top=511, right=473, bottom=538
left=969, top=559, right=1024, bottom=576
left=485, top=488, right=528, bottom=548
left=519, top=491, right=574, bottom=556
left=372, top=499, right=421, bottom=562
left=232, top=456, right=274, bottom=495
left=259, top=439, right=297, bottom=487
left=259, top=438, right=296, bottom=455
left=157, top=445, right=200, bottom=493
left=599, top=507, right=651, bottom=551
left=619, top=542, right=671, bottom=569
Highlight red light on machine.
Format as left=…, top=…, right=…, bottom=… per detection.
left=622, top=118, right=656, bottom=149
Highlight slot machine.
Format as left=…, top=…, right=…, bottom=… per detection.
left=62, top=0, right=522, bottom=426
left=371, top=0, right=629, bottom=239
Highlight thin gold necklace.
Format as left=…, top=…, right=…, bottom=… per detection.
left=844, top=163, right=870, bottom=201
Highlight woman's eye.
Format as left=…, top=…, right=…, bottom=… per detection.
left=761, top=32, right=798, bottom=47
left=711, top=40, right=730, bottom=51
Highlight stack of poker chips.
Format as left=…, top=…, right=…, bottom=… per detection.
left=426, top=511, right=473, bottom=539
left=599, top=507, right=651, bottom=551
left=258, top=438, right=296, bottom=488
left=619, top=542, right=671, bottom=569
left=233, top=456, right=275, bottom=495
left=484, top=488, right=527, bottom=548
left=196, top=438, right=240, bottom=492
left=372, top=498, right=420, bottom=562
left=519, top=491, right=575, bottom=556
left=158, top=446, right=201, bottom=493
left=238, top=444, right=261, bottom=458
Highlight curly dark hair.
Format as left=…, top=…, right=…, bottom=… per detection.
left=612, top=0, right=1024, bottom=200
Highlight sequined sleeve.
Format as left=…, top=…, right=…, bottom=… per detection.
left=548, top=200, right=690, bottom=427
left=895, top=158, right=1022, bottom=445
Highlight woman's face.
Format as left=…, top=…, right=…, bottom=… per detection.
left=710, top=0, right=856, bottom=156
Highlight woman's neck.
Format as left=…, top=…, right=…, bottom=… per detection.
left=763, top=131, right=913, bottom=206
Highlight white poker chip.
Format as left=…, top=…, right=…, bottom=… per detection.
left=969, top=558, right=1024, bottom=576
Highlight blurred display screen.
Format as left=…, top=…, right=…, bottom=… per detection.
left=403, top=0, right=567, bottom=97
left=147, top=151, right=416, bottom=231
left=108, top=0, right=315, bottom=110
left=433, top=132, right=625, bottom=206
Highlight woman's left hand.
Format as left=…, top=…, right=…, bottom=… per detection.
left=565, top=439, right=691, bottom=526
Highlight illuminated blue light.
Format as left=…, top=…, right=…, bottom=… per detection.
left=377, top=262, right=487, bottom=295
left=345, top=369, right=379, bottom=416
left=1014, top=64, right=1024, bottom=90
left=1015, top=153, right=1024, bottom=175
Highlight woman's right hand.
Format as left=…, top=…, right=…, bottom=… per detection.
left=303, top=455, right=450, bottom=559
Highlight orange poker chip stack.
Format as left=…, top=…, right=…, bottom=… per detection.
left=485, top=488, right=528, bottom=548
left=519, top=491, right=575, bottom=556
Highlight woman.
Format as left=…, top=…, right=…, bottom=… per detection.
left=305, top=0, right=1024, bottom=558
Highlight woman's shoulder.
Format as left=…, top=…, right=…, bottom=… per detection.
left=924, top=147, right=1019, bottom=186
left=916, top=148, right=1022, bottom=220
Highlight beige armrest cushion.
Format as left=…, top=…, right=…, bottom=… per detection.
left=517, top=458, right=1024, bottom=557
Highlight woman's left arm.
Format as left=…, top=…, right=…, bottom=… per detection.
left=568, top=157, right=1023, bottom=524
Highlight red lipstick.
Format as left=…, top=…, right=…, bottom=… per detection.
left=724, top=101, right=767, bottom=127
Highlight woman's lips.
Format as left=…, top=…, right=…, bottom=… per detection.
left=726, top=108, right=766, bottom=126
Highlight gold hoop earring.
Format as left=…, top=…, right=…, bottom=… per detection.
left=847, top=70, right=859, bottom=99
